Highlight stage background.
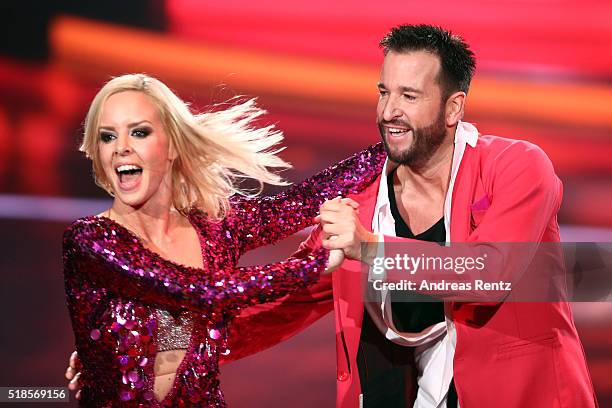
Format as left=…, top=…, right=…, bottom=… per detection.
left=1, top=1, right=611, bottom=406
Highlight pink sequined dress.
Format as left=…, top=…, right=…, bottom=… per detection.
left=63, top=143, right=386, bottom=407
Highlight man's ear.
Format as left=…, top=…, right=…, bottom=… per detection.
left=445, top=91, right=466, bottom=127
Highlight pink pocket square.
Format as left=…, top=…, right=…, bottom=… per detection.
left=470, top=195, right=491, bottom=211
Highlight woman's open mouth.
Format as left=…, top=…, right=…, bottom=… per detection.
left=115, top=164, right=143, bottom=191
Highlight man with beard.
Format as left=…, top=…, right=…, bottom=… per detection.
left=316, top=24, right=597, bottom=407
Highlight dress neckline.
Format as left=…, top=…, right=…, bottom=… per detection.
left=89, top=212, right=207, bottom=273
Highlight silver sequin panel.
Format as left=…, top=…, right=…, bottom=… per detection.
left=156, top=308, right=194, bottom=352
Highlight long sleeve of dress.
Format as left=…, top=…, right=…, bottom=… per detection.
left=62, top=218, right=327, bottom=319
left=227, top=142, right=386, bottom=254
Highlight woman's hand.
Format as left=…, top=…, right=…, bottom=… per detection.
left=65, top=351, right=82, bottom=400
left=324, top=247, right=345, bottom=274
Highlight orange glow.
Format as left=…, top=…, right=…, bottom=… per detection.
left=50, top=16, right=612, bottom=129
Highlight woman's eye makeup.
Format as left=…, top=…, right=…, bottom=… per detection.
left=131, top=127, right=152, bottom=138
left=99, top=126, right=152, bottom=142
left=100, top=132, right=116, bottom=143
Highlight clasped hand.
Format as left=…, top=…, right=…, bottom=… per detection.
left=317, top=197, right=378, bottom=269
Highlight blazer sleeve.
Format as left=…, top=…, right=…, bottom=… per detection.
left=220, top=226, right=334, bottom=363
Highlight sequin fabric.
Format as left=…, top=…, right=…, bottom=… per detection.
left=156, top=309, right=194, bottom=352
left=63, top=143, right=386, bottom=407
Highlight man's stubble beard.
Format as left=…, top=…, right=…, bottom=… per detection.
left=379, top=106, right=447, bottom=170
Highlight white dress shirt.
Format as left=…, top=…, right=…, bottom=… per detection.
left=365, top=121, right=478, bottom=408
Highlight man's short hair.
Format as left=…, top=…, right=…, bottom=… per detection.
left=380, top=24, right=476, bottom=96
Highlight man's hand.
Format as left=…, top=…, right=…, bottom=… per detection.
left=316, top=197, right=378, bottom=263
left=65, top=351, right=81, bottom=400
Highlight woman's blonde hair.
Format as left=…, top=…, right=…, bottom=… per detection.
left=80, top=73, right=291, bottom=219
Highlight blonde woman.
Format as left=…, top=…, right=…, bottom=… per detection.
left=63, top=74, right=385, bottom=406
